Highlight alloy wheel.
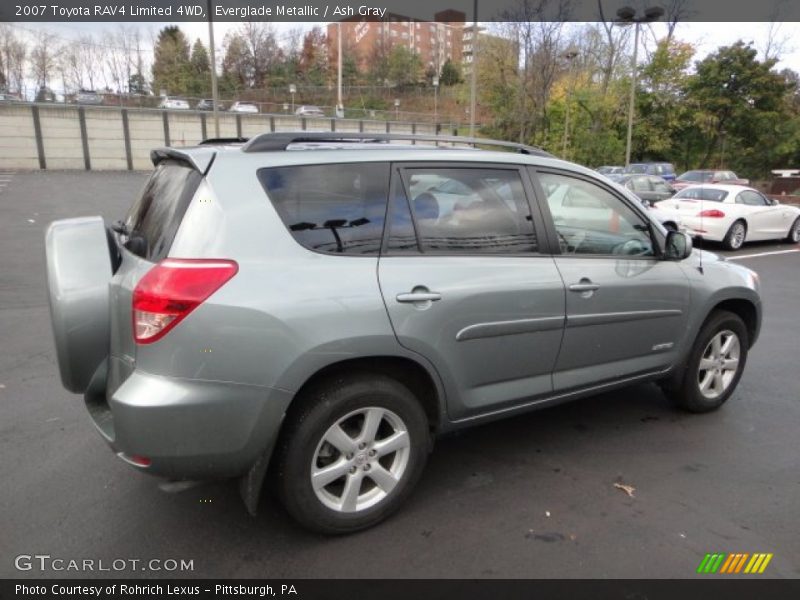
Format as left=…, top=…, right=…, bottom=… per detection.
left=311, top=407, right=411, bottom=513
left=730, top=223, right=745, bottom=249
left=697, top=329, right=741, bottom=400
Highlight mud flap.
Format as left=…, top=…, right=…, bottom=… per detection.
left=239, top=443, right=277, bottom=516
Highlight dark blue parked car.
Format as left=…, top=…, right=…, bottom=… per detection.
left=623, top=162, right=676, bottom=182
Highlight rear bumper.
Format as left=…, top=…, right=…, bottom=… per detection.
left=84, top=359, right=292, bottom=479
left=680, top=217, right=727, bottom=242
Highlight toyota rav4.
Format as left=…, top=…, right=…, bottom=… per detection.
left=46, top=133, right=762, bottom=534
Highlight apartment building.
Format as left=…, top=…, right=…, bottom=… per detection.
left=327, top=10, right=466, bottom=77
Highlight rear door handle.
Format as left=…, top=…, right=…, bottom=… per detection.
left=396, top=291, right=442, bottom=303
left=569, top=278, right=600, bottom=294
left=569, top=283, right=600, bottom=292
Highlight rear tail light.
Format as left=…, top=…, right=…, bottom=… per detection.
left=698, top=209, right=726, bottom=218
left=132, top=259, right=238, bottom=344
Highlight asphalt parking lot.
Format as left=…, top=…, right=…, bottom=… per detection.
left=1, top=170, right=799, bottom=579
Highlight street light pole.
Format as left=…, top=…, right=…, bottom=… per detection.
left=615, top=5, right=664, bottom=167
left=469, top=0, right=478, bottom=137
left=561, top=48, right=578, bottom=159
left=337, top=22, right=343, bottom=118
left=624, top=22, right=640, bottom=167
left=206, top=0, right=220, bottom=138
left=433, top=76, right=439, bottom=123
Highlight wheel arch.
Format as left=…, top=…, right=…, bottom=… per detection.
left=709, top=298, right=759, bottom=348
left=240, top=353, right=446, bottom=516
left=286, top=355, right=444, bottom=434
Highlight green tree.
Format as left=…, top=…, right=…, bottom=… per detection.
left=439, top=59, right=462, bottom=86
left=151, top=26, right=191, bottom=96
left=387, top=45, right=422, bottom=87
left=684, top=41, right=793, bottom=177
left=188, top=38, right=210, bottom=97
left=128, top=72, right=147, bottom=95
left=634, top=39, right=695, bottom=163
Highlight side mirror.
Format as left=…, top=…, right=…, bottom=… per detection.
left=664, top=230, right=692, bottom=260
left=771, top=198, right=780, bottom=206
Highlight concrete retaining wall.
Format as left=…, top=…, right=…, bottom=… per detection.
left=0, top=103, right=449, bottom=171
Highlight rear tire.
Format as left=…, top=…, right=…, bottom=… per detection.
left=785, top=217, right=800, bottom=244
left=275, top=373, right=430, bottom=534
left=663, top=310, right=748, bottom=413
left=722, top=220, right=747, bottom=250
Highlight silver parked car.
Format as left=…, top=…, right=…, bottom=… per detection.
left=46, top=133, right=762, bottom=534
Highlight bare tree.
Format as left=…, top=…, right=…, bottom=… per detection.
left=595, top=0, right=632, bottom=95
left=761, top=1, right=794, bottom=62
left=29, top=30, right=59, bottom=91
left=662, top=0, right=692, bottom=43
left=239, top=22, right=279, bottom=88
left=500, top=0, right=572, bottom=144
left=0, top=24, right=27, bottom=94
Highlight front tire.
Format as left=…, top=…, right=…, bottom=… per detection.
left=275, top=373, right=430, bottom=534
left=722, top=220, right=747, bottom=250
left=664, top=310, right=749, bottom=413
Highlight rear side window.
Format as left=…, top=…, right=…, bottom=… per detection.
left=394, top=167, right=537, bottom=254
left=124, top=160, right=202, bottom=261
left=258, top=163, right=389, bottom=255
left=675, top=187, right=729, bottom=202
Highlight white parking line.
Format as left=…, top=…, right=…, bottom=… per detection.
left=727, top=249, right=800, bottom=260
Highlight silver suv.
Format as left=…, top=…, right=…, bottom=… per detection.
left=46, top=133, right=762, bottom=534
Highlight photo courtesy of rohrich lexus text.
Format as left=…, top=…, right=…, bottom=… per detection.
left=1, top=0, right=799, bottom=598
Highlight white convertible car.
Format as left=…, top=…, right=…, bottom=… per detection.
left=654, top=184, right=800, bottom=250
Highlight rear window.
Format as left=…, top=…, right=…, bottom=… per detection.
left=674, top=187, right=729, bottom=202
left=678, top=171, right=710, bottom=182
left=124, top=160, right=202, bottom=261
left=258, top=163, right=390, bottom=254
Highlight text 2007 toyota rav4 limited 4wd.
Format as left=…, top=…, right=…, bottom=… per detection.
left=46, top=133, right=762, bottom=534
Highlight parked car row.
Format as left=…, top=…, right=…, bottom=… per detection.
left=157, top=99, right=328, bottom=116
left=594, top=164, right=800, bottom=250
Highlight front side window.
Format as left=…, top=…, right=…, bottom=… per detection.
left=391, top=167, right=537, bottom=254
left=538, top=172, right=655, bottom=257
left=258, top=163, right=389, bottom=254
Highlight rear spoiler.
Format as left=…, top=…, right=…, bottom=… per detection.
left=150, top=147, right=217, bottom=175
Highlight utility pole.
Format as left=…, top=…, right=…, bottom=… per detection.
left=561, top=48, right=578, bottom=159
left=615, top=5, right=664, bottom=167
left=624, top=22, right=639, bottom=167
left=207, top=0, right=220, bottom=137
left=469, top=0, right=478, bottom=137
left=337, top=22, right=343, bottom=118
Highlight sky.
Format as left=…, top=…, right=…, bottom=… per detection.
left=13, top=20, right=800, bottom=84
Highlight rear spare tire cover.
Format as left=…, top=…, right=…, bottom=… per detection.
left=45, top=216, right=112, bottom=394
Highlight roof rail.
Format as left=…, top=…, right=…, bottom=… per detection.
left=241, top=132, right=553, bottom=157
left=198, top=137, right=249, bottom=146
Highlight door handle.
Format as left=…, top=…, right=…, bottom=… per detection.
left=569, top=281, right=600, bottom=293
left=396, top=291, right=442, bottom=303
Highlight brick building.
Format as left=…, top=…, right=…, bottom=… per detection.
left=326, top=11, right=466, bottom=79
